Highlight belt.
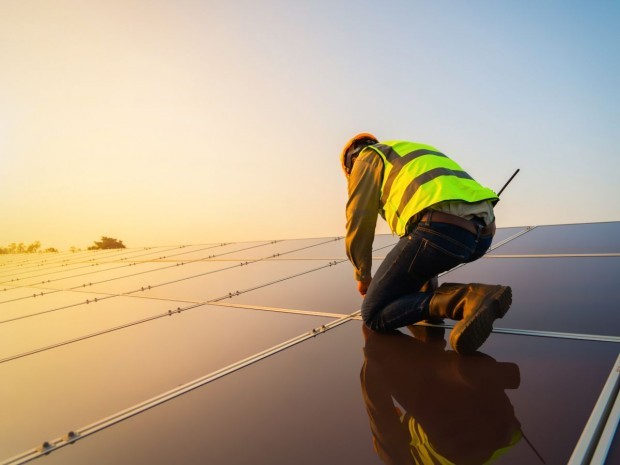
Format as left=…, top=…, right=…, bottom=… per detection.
left=419, top=211, right=496, bottom=236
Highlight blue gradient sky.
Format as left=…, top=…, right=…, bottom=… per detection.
left=1, top=0, right=619, bottom=250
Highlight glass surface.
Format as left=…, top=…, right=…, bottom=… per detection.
left=84, top=260, right=228, bottom=295
left=127, top=260, right=337, bottom=302
left=440, top=256, right=620, bottom=336
left=0, top=254, right=74, bottom=276
left=274, top=237, right=348, bottom=259
left=0, top=245, right=198, bottom=290
left=34, top=321, right=619, bottom=465
left=85, top=243, right=250, bottom=264
left=107, top=243, right=232, bottom=262
left=0, top=306, right=333, bottom=459
left=488, top=222, right=620, bottom=255
left=0, top=259, right=125, bottom=288
left=216, top=238, right=339, bottom=260
left=228, top=260, right=363, bottom=314
left=0, top=295, right=187, bottom=359
left=0, top=286, right=109, bottom=322
left=0, top=247, right=137, bottom=276
left=143, top=240, right=285, bottom=261
left=4, top=261, right=175, bottom=295
left=275, top=234, right=400, bottom=259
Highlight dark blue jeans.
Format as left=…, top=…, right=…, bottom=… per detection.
left=361, top=217, right=493, bottom=331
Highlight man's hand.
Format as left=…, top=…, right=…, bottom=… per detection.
left=357, top=277, right=372, bottom=297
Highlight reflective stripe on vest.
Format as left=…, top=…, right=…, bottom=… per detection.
left=367, top=141, right=499, bottom=235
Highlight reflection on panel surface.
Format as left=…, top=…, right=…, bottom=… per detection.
left=216, top=238, right=340, bottom=260
left=84, top=260, right=228, bottom=295
left=365, top=327, right=619, bottom=465
left=0, top=287, right=110, bottom=322
left=133, top=260, right=336, bottom=302
left=38, top=321, right=618, bottom=465
left=271, top=237, right=348, bottom=259
left=0, top=260, right=130, bottom=289
left=143, top=238, right=334, bottom=261
left=0, top=296, right=185, bottom=358
left=488, top=222, right=620, bottom=255
left=0, top=246, right=180, bottom=282
left=441, top=256, right=620, bottom=336
left=228, top=261, right=362, bottom=314
left=12, top=261, right=174, bottom=293
left=0, top=306, right=332, bottom=458
left=0, top=245, right=213, bottom=296
left=55, top=259, right=338, bottom=302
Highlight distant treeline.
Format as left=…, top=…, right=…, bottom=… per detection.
left=0, top=241, right=58, bottom=254
left=1, top=236, right=126, bottom=254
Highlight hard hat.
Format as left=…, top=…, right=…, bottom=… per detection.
left=340, top=132, right=378, bottom=178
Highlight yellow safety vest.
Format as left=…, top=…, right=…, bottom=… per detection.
left=366, top=140, right=499, bottom=236
left=405, top=414, right=522, bottom=465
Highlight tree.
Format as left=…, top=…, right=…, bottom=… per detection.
left=0, top=241, right=54, bottom=254
left=88, top=236, right=126, bottom=250
left=26, top=241, right=41, bottom=253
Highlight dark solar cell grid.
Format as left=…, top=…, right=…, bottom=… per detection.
left=1, top=223, right=618, bottom=465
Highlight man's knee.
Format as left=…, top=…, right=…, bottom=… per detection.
left=363, top=316, right=384, bottom=332
left=361, top=300, right=382, bottom=331
left=361, top=304, right=386, bottom=331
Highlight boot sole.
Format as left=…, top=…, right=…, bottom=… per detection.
left=450, top=286, right=512, bottom=355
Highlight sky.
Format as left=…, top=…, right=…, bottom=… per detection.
left=1, top=0, right=619, bottom=251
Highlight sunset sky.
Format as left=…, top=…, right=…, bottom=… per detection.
left=1, top=0, right=619, bottom=250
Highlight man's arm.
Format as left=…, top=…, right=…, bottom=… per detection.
left=345, top=150, right=383, bottom=295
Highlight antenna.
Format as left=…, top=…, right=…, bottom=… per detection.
left=497, top=169, right=520, bottom=197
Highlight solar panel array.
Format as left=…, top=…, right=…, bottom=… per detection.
left=1, top=222, right=619, bottom=465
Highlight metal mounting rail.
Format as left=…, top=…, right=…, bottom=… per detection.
left=489, top=327, right=620, bottom=344
left=414, top=322, right=620, bottom=344
left=0, top=311, right=360, bottom=465
left=567, top=353, right=620, bottom=465
left=591, top=376, right=620, bottom=463
left=488, top=225, right=537, bottom=252
left=486, top=253, right=620, bottom=259
left=211, top=301, right=349, bottom=319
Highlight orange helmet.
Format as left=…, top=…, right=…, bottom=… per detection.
left=340, top=133, right=378, bottom=178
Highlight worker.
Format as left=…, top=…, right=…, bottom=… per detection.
left=342, top=133, right=512, bottom=354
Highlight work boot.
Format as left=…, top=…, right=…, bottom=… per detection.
left=428, top=283, right=512, bottom=355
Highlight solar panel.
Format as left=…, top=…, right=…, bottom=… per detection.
left=1, top=222, right=618, bottom=464
left=440, top=256, right=620, bottom=337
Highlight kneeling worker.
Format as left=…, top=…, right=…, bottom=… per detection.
left=342, top=133, right=512, bottom=354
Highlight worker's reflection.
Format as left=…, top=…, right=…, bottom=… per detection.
left=361, top=325, right=522, bottom=465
